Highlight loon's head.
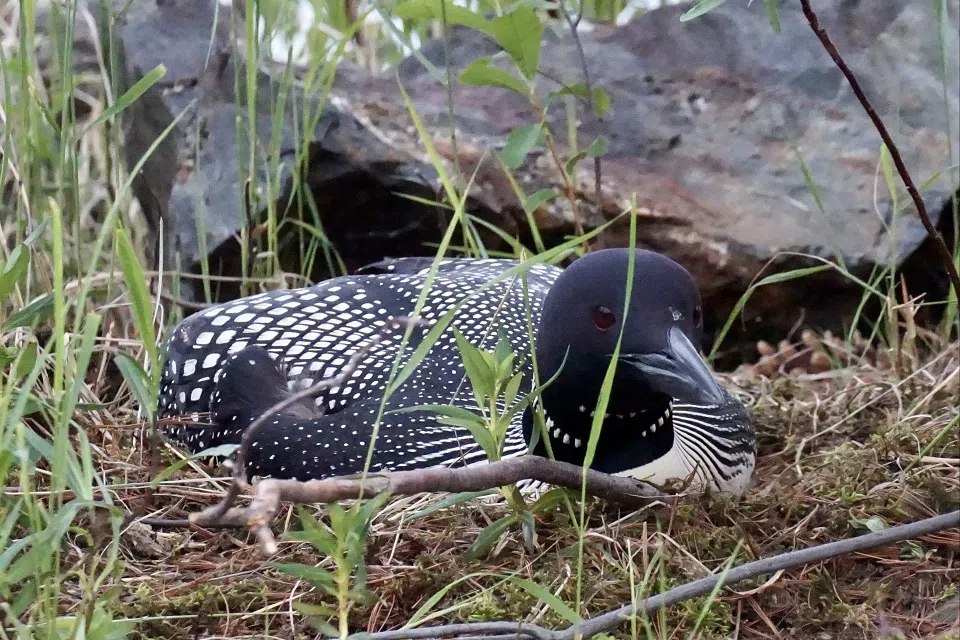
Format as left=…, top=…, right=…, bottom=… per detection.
left=525, top=248, right=755, bottom=495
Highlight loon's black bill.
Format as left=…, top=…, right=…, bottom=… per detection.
left=619, top=327, right=726, bottom=405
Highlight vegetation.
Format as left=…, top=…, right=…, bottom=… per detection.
left=0, top=0, right=957, bottom=638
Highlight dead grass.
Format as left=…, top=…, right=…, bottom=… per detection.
left=29, top=326, right=959, bottom=639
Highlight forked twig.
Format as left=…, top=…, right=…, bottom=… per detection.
left=186, top=456, right=670, bottom=554
left=799, top=0, right=960, bottom=299
left=354, top=510, right=960, bottom=640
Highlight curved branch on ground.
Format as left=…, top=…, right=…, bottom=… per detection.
left=353, top=510, right=960, bottom=640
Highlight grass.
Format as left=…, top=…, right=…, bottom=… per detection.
left=1, top=0, right=959, bottom=638
left=33, top=345, right=957, bottom=639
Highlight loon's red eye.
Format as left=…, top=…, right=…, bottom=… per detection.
left=692, top=305, right=703, bottom=328
left=592, top=305, right=616, bottom=331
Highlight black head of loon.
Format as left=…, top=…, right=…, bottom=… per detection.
left=523, top=249, right=755, bottom=494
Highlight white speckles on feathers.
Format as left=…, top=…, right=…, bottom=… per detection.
left=158, top=258, right=561, bottom=479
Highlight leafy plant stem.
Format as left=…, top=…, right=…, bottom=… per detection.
left=556, top=0, right=602, bottom=217
left=530, top=99, right=584, bottom=240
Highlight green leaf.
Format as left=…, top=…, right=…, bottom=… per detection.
left=502, top=371, right=524, bottom=410
left=493, top=331, right=513, bottom=365
left=114, top=353, right=153, bottom=418
left=585, top=135, right=609, bottom=157
left=763, top=0, right=780, bottom=32
left=529, top=487, right=571, bottom=513
left=327, top=503, right=349, bottom=540
left=83, top=64, right=166, bottom=135
left=0, top=244, right=29, bottom=300
left=564, top=136, right=607, bottom=174
left=409, top=490, right=496, bottom=519
left=437, top=417, right=498, bottom=458
left=851, top=515, right=888, bottom=533
left=391, top=0, right=490, bottom=34
left=488, top=6, right=544, bottom=80
left=293, top=602, right=338, bottom=618
left=389, top=404, right=485, bottom=425
left=508, top=577, right=581, bottom=623
left=453, top=326, right=495, bottom=406
left=680, top=0, right=730, bottom=21
left=3, top=292, right=54, bottom=331
left=115, top=226, right=159, bottom=406
left=304, top=615, right=340, bottom=636
left=271, top=562, right=337, bottom=587
left=591, top=87, right=611, bottom=117
left=286, top=512, right=337, bottom=556
left=460, top=58, right=529, bottom=97
left=13, top=340, right=38, bottom=380
left=465, top=514, right=517, bottom=561
left=564, top=151, right=588, bottom=176
left=21, top=428, right=89, bottom=498
left=499, top=124, right=543, bottom=170
left=23, top=219, right=50, bottom=246
left=523, top=188, right=559, bottom=214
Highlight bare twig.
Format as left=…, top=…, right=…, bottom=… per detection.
left=799, top=0, right=960, bottom=299
left=198, top=316, right=429, bottom=526
left=354, top=510, right=960, bottom=640
left=181, top=456, right=670, bottom=554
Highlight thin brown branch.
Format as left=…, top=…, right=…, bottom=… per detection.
left=356, top=509, right=960, bottom=640
left=799, top=0, right=960, bottom=299
left=183, top=456, right=671, bottom=554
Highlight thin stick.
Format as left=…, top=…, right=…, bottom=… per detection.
left=799, top=0, right=960, bottom=299
left=356, top=509, right=960, bottom=640
left=181, top=455, right=669, bottom=554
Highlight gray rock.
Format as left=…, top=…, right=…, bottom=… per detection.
left=336, top=0, right=958, bottom=355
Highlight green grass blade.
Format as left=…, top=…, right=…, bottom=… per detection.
left=80, top=64, right=166, bottom=136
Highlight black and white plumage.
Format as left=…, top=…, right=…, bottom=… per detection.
left=157, top=249, right=756, bottom=494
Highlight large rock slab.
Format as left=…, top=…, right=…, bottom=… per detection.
left=334, top=0, right=959, bottom=356
left=99, top=0, right=957, bottom=359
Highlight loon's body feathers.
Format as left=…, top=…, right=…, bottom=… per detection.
left=160, top=258, right=555, bottom=480
left=157, top=251, right=756, bottom=494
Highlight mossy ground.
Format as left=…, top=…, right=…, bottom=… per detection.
left=46, top=340, right=958, bottom=639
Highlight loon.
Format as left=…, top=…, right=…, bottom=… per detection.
left=157, top=249, right=756, bottom=495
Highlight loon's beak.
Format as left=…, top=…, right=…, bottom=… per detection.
left=619, top=326, right=726, bottom=405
